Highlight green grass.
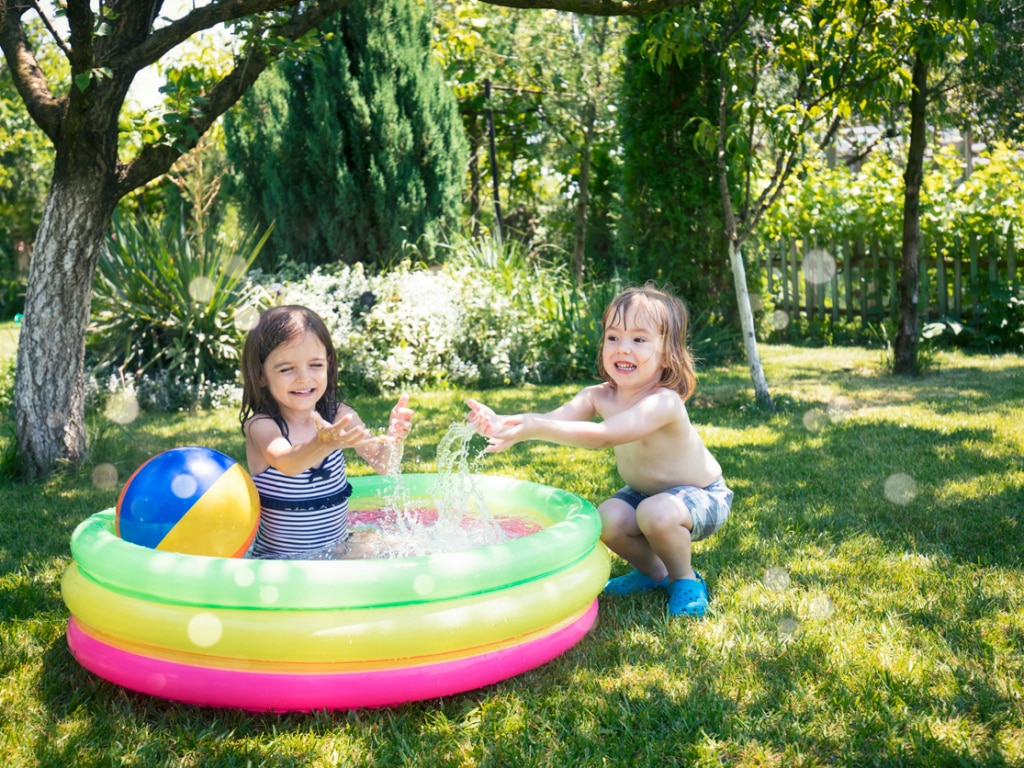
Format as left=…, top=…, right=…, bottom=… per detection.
left=2, top=345, right=1023, bottom=767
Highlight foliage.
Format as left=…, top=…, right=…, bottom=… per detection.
left=87, top=213, right=270, bottom=410
left=0, top=21, right=63, bottom=256
left=277, top=235, right=605, bottom=395
left=758, top=142, right=1024, bottom=353
left=223, top=0, right=468, bottom=268
left=615, top=19, right=731, bottom=307
left=3, top=348, right=1024, bottom=765
left=431, top=4, right=625, bottom=272
left=966, top=0, right=1024, bottom=142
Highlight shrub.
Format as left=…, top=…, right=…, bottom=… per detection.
left=88, top=213, right=270, bottom=410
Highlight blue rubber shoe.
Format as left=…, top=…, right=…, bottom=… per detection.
left=603, top=569, right=670, bottom=595
left=667, top=572, right=709, bottom=617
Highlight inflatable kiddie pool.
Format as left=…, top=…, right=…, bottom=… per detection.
left=62, top=473, right=610, bottom=711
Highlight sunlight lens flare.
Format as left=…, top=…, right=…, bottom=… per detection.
left=884, top=473, right=917, bottom=505
left=105, top=390, right=139, bottom=425
left=764, top=567, right=791, bottom=592
left=802, top=249, right=837, bottom=286
left=91, top=463, right=119, bottom=491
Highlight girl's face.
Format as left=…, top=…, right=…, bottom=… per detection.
left=601, top=307, right=666, bottom=388
left=261, top=330, right=329, bottom=416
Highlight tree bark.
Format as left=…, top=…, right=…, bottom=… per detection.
left=893, top=51, right=928, bottom=375
left=15, top=167, right=117, bottom=476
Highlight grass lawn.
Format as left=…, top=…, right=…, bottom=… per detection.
left=1, top=342, right=1022, bottom=767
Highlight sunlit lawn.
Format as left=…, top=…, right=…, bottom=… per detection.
left=1, top=340, right=1022, bottom=767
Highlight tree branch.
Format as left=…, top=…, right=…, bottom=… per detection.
left=0, top=0, right=64, bottom=140
left=118, top=0, right=349, bottom=194
left=476, top=0, right=697, bottom=17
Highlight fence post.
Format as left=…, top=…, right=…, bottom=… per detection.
left=1008, top=225, right=1018, bottom=290
left=936, top=234, right=948, bottom=317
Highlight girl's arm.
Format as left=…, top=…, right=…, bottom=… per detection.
left=353, top=394, right=413, bottom=475
left=245, top=412, right=372, bottom=476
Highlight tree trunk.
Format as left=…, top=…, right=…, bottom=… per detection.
left=893, top=52, right=929, bottom=375
left=15, top=170, right=116, bottom=477
left=714, top=63, right=772, bottom=409
left=728, top=239, right=772, bottom=408
left=571, top=100, right=596, bottom=284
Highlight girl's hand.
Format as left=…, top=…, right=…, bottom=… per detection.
left=385, top=394, right=413, bottom=441
left=313, top=411, right=375, bottom=449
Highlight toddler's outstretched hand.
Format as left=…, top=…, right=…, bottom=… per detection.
left=465, top=399, right=522, bottom=453
left=466, top=398, right=499, bottom=436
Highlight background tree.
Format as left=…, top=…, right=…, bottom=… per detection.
left=616, top=20, right=731, bottom=310
left=0, top=19, right=60, bottom=308
left=883, top=0, right=980, bottom=375
left=224, top=0, right=468, bottom=268
left=433, top=3, right=623, bottom=271
left=1, top=0, right=349, bottom=478
left=964, top=0, right=1024, bottom=143
left=647, top=0, right=901, bottom=407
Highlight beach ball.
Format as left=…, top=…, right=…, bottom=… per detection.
left=115, top=446, right=260, bottom=558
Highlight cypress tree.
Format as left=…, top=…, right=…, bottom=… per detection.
left=616, top=24, right=732, bottom=305
left=225, top=0, right=468, bottom=266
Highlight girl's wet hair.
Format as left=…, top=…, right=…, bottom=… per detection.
left=596, top=284, right=697, bottom=400
left=239, top=305, right=339, bottom=433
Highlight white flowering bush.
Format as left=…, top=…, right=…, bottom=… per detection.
left=282, top=259, right=565, bottom=394
left=84, top=233, right=605, bottom=412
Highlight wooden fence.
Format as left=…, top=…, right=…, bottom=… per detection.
left=753, top=232, right=1020, bottom=325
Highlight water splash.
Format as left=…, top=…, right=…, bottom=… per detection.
left=350, top=420, right=508, bottom=558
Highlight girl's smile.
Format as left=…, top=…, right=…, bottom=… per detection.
left=261, top=330, right=329, bottom=414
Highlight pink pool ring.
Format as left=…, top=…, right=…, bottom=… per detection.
left=62, top=473, right=610, bottom=711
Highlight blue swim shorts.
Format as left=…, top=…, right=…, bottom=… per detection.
left=611, top=477, right=733, bottom=542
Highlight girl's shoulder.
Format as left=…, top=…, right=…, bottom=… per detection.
left=244, top=413, right=283, bottom=438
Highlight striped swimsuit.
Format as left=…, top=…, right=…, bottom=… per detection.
left=249, top=448, right=353, bottom=559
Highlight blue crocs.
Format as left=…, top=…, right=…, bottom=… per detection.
left=667, top=572, right=709, bottom=617
left=603, top=568, right=670, bottom=595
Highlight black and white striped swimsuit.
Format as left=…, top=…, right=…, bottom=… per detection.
left=249, top=449, right=353, bottom=559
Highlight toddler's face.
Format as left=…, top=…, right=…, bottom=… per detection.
left=601, top=308, right=666, bottom=387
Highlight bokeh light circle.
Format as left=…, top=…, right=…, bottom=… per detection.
left=884, top=473, right=917, bottom=505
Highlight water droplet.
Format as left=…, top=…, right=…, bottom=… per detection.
left=260, top=585, right=280, bottom=605
left=233, top=568, right=255, bottom=587
left=884, top=473, right=917, bottom=505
